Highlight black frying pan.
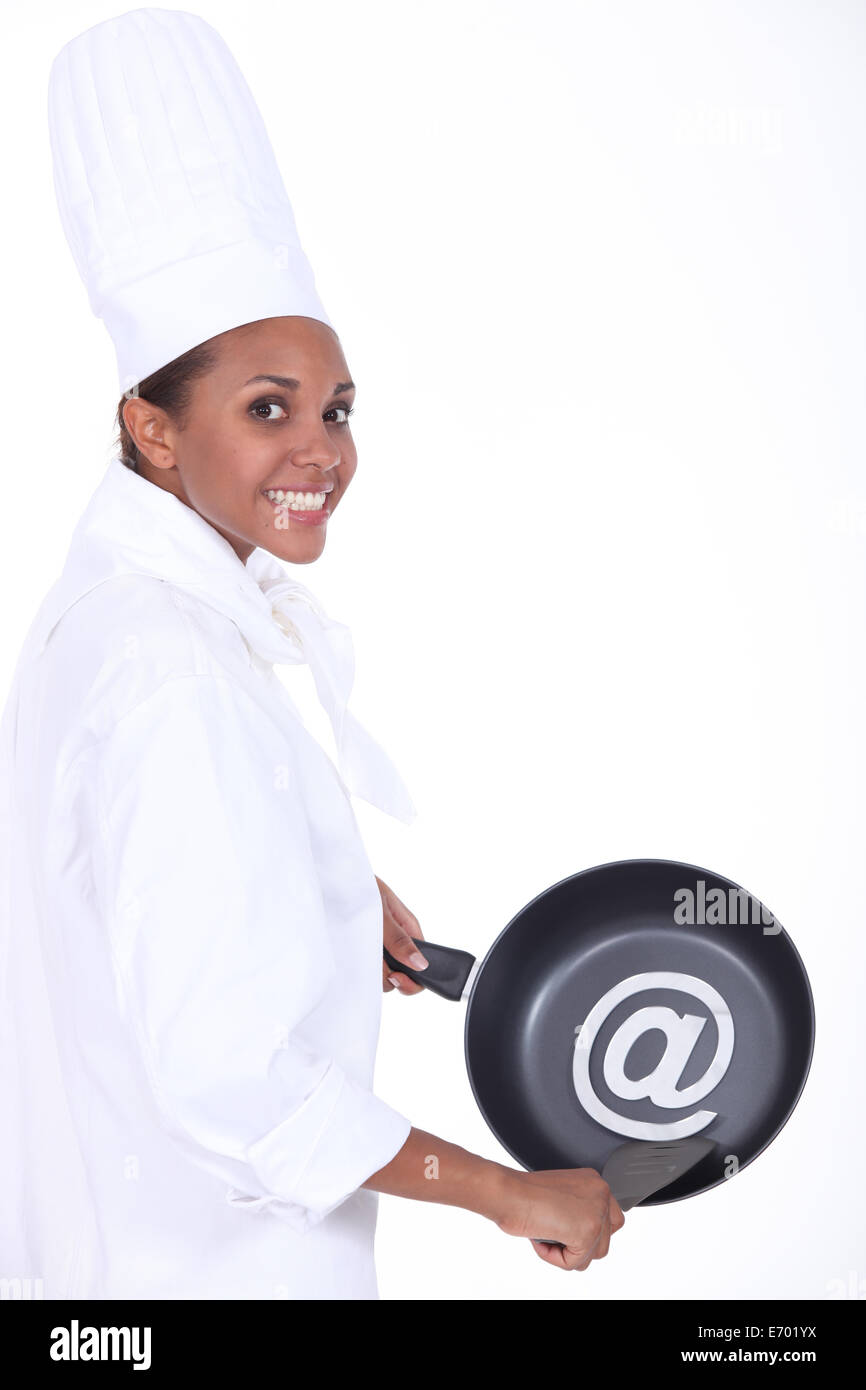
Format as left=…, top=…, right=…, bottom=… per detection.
left=384, top=858, right=815, bottom=1204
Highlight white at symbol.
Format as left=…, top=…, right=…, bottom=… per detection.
left=572, top=972, right=734, bottom=1141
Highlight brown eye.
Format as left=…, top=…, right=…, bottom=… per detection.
left=249, top=399, right=287, bottom=421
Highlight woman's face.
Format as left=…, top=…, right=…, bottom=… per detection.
left=124, top=316, right=357, bottom=565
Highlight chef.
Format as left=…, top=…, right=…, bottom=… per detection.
left=0, top=8, right=622, bottom=1300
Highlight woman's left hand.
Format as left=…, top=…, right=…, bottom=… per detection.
left=376, top=875, right=428, bottom=995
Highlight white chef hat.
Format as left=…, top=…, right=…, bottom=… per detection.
left=47, top=7, right=334, bottom=392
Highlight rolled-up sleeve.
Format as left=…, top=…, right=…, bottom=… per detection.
left=90, top=673, right=412, bottom=1234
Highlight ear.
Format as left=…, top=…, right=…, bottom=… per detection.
left=122, top=394, right=177, bottom=472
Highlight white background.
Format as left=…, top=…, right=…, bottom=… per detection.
left=2, top=0, right=864, bottom=1300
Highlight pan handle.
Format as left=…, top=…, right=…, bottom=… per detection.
left=383, top=937, right=476, bottom=1002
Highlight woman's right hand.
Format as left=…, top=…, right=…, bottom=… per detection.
left=494, top=1166, right=626, bottom=1270
left=362, top=1128, right=624, bottom=1274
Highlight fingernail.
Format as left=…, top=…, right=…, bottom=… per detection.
left=387, top=975, right=402, bottom=989
left=409, top=951, right=428, bottom=969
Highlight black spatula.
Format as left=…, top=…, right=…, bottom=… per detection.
left=602, top=1136, right=717, bottom=1211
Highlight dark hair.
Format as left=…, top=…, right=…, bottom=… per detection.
left=114, top=339, right=219, bottom=472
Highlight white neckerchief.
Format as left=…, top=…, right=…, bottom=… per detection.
left=247, top=550, right=417, bottom=824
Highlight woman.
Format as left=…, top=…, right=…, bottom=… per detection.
left=0, top=9, right=622, bottom=1299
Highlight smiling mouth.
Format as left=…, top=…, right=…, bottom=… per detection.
left=262, top=489, right=329, bottom=512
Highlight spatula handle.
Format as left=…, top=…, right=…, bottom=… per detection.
left=532, top=1191, right=635, bottom=1250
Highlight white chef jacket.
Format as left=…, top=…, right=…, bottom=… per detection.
left=0, top=456, right=413, bottom=1300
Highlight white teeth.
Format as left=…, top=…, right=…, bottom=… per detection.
left=264, top=490, right=327, bottom=511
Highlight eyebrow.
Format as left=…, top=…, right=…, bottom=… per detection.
left=243, top=375, right=355, bottom=393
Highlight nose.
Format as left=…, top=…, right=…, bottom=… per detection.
left=289, top=417, right=342, bottom=475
